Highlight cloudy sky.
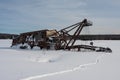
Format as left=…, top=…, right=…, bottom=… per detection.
left=0, top=0, right=120, bottom=34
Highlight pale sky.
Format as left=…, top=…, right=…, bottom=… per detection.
left=0, top=0, right=120, bottom=34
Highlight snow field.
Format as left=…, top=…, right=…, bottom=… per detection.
left=0, top=39, right=120, bottom=80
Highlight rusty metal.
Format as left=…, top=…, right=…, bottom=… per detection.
left=11, top=19, right=112, bottom=52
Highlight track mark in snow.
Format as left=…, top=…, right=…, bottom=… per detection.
left=21, top=54, right=104, bottom=80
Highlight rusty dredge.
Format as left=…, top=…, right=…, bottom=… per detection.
left=11, top=19, right=112, bottom=52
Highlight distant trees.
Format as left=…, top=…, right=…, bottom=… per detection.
left=0, top=33, right=18, bottom=39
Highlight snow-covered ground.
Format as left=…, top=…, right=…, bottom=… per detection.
left=0, top=39, right=120, bottom=80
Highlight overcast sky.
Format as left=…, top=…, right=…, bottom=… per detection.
left=0, top=0, right=120, bottom=34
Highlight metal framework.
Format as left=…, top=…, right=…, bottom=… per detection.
left=11, top=19, right=112, bottom=52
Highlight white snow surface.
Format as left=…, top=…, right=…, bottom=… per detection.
left=0, top=39, right=120, bottom=80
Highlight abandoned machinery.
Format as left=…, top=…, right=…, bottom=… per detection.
left=11, top=19, right=112, bottom=53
